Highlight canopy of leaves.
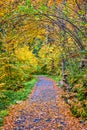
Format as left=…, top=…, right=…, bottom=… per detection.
left=0, top=0, right=87, bottom=122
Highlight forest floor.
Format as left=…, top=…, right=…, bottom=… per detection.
left=1, top=76, right=87, bottom=130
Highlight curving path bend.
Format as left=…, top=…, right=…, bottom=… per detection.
left=2, top=76, right=87, bottom=130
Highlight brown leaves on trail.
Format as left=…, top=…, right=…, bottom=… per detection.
left=45, top=128, right=50, bottom=130
left=2, top=77, right=87, bottom=130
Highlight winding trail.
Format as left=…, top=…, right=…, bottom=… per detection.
left=2, top=76, right=87, bottom=130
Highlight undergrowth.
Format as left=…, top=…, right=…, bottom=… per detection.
left=0, top=78, right=37, bottom=127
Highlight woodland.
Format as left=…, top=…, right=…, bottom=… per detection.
left=0, top=0, right=87, bottom=127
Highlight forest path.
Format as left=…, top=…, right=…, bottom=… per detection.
left=2, top=76, right=87, bottom=130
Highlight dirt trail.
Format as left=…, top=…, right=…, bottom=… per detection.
left=2, top=76, right=87, bottom=130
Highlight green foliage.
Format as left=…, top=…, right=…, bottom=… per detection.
left=71, top=106, right=79, bottom=117
left=39, top=5, right=48, bottom=13
left=0, top=110, right=8, bottom=118
left=47, top=75, right=62, bottom=83
left=18, top=6, right=30, bottom=13
left=71, top=104, right=87, bottom=119
left=0, top=0, right=87, bottom=122
left=0, top=78, right=37, bottom=109
left=80, top=50, right=87, bottom=55
left=77, top=91, right=85, bottom=101
left=18, top=1, right=36, bottom=15
left=0, top=110, right=8, bottom=126
left=0, top=78, right=37, bottom=126
left=26, top=0, right=31, bottom=7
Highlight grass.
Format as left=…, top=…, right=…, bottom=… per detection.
left=0, top=78, right=37, bottom=127
left=48, top=75, right=62, bottom=82
left=34, top=74, right=61, bottom=82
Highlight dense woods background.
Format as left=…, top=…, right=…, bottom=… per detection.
left=0, top=0, right=87, bottom=126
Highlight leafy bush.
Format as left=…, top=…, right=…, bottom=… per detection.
left=77, top=91, right=85, bottom=101
left=71, top=106, right=80, bottom=117
left=0, top=78, right=37, bottom=127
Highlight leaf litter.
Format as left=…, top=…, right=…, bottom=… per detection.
left=2, top=76, right=87, bottom=130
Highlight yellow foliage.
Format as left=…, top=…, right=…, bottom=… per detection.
left=0, top=83, right=5, bottom=89
left=38, top=44, right=61, bottom=73
left=0, top=74, right=7, bottom=80
left=15, top=45, right=38, bottom=72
